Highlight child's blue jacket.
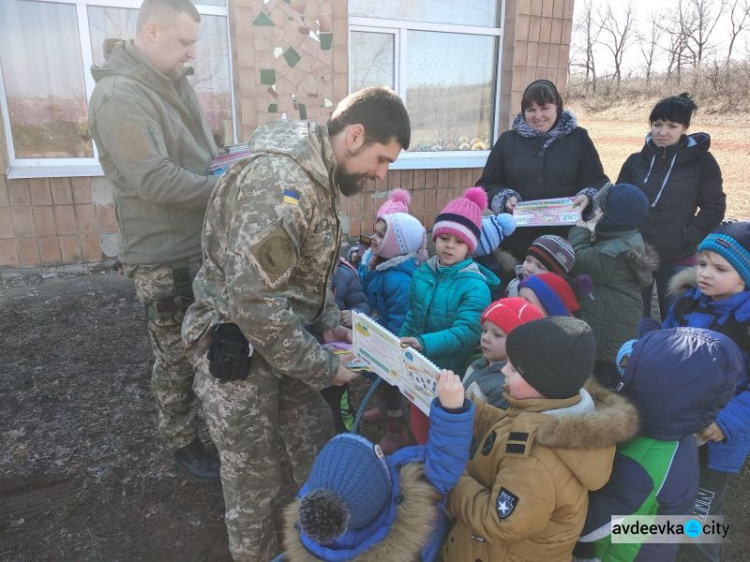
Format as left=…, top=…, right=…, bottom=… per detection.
left=664, top=287, right=750, bottom=472
left=364, top=254, right=418, bottom=334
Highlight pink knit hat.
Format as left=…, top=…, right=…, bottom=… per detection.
left=377, top=188, right=411, bottom=218
left=374, top=213, right=427, bottom=261
left=432, top=187, right=488, bottom=253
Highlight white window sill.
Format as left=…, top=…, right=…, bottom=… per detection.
left=5, top=151, right=490, bottom=179
left=7, top=164, right=105, bottom=179
left=389, top=151, right=490, bottom=170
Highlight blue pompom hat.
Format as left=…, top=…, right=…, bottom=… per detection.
left=299, top=433, right=392, bottom=542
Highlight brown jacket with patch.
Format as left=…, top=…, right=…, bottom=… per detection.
left=89, top=40, right=218, bottom=264
left=442, top=381, right=639, bottom=562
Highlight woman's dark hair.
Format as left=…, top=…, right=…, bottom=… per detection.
left=649, top=93, right=697, bottom=127
left=521, top=79, right=563, bottom=119
left=328, top=87, right=411, bottom=150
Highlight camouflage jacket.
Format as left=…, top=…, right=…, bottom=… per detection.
left=182, top=120, right=342, bottom=387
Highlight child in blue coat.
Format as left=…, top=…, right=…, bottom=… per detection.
left=574, top=327, right=742, bottom=562
left=660, top=222, right=750, bottom=562
left=283, top=371, right=474, bottom=561
left=364, top=210, right=427, bottom=453
left=400, top=187, right=500, bottom=444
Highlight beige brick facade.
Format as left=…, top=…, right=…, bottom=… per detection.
left=0, top=0, right=574, bottom=267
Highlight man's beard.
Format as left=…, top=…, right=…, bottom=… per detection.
left=336, top=166, right=370, bottom=196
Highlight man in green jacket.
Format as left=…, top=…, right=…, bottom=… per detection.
left=181, top=86, right=410, bottom=561
left=88, top=0, right=219, bottom=480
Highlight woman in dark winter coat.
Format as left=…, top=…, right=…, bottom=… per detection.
left=477, top=79, right=609, bottom=262
left=617, top=93, right=726, bottom=319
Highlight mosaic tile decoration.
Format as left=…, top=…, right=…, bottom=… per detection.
left=251, top=0, right=335, bottom=123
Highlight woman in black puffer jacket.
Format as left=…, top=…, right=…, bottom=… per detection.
left=617, top=93, right=726, bottom=319
left=477, top=79, right=609, bottom=264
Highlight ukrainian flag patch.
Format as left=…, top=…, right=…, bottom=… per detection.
left=283, top=188, right=300, bottom=206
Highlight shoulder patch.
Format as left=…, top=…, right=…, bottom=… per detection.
left=250, top=227, right=297, bottom=285
left=481, top=431, right=496, bottom=456
left=114, top=122, right=150, bottom=162
left=282, top=188, right=301, bottom=206
left=495, top=488, right=519, bottom=519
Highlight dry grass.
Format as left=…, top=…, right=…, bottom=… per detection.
left=568, top=102, right=750, bottom=221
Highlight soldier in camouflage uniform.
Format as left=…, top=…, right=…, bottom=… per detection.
left=182, top=87, right=411, bottom=561
left=88, top=0, right=220, bottom=480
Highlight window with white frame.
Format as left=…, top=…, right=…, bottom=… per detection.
left=0, top=0, right=234, bottom=178
left=349, top=0, right=503, bottom=169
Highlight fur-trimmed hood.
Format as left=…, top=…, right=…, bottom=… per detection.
left=623, top=242, right=660, bottom=274
left=504, top=379, right=639, bottom=490
left=668, top=266, right=697, bottom=297
left=282, top=463, right=441, bottom=561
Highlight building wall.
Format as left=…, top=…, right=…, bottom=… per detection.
left=0, top=0, right=574, bottom=267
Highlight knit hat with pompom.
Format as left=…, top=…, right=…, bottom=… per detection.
left=377, top=188, right=411, bottom=218
left=432, top=187, right=488, bottom=254
left=297, top=434, right=392, bottom=544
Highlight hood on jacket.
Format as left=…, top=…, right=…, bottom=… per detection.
left=91, top=39, right=194, bottom=86
left=620, top=327, right=743, bottom=440
left=249, top=119, right=335, bottom=195
left=282, top=463, right=440, bottom=562
left=623, top=242, right=660, bottom=284
left=373, top=253, right=419, bottom=274
left=668, top=266, right=698, bottom=297
left=506, top=380, right=639, bottom=490
left=644, top=131, right=710, bottom=160
left=424, top=256, right=501, bottom=292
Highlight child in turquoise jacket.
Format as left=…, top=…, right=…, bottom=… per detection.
left=400, top=187, right=500, bottom=444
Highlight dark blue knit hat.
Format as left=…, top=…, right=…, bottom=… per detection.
left=616, top=327, right=742, bottom=440
left=596, top=183, right=649, bottom=232
left=698, top=222, right=750, bottom=286
left=297, top=434, right=392, bottom=543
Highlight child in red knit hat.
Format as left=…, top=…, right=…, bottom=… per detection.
left=463, top=297, right=544, bottom=408
left=399, top=187, right=501, bottom=444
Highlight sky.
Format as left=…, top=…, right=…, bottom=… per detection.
left=570, top=0, right=745, bottom=76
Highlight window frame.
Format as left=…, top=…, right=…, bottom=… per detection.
left=349, top=10, right=505, bottom=170
left=0, top=0, right=234, bottom=179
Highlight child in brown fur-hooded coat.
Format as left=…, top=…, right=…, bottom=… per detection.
left=442, top=317, right=639, bottom=562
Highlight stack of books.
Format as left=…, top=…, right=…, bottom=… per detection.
left=209, top=143, right=251, bottom=176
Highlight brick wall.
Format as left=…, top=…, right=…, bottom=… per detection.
left=0, top=0, right=576, bottom=267
left=0, top=176, right=118, bottom=267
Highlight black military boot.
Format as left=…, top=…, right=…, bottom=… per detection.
left=173, top=438, right=221, bottom=482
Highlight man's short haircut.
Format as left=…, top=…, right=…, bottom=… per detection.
left=137, top=0, right=200, bottom=32
left=328, top=87, right=411, bottom=150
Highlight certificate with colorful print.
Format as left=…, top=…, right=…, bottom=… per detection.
left=352, top=312, right=439, bottom=415
left=514, top=197, right=581, bottom=227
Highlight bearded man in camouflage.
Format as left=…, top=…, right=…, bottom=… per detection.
left=181, top=87, right=410, bottom=561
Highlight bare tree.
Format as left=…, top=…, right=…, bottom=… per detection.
left=726, top=0, right=750, bottom=63
left=682, top=0, right=727, bottom=67
left=638, top=14, right=662, bottom=88
left=572, top=0, right=601, bottom=93
left=659, top=1, right=691, bottom=81
left=597, top=2, right=636, bottom=87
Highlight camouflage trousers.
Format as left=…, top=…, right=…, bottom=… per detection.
left=124, top=258, right=201, bottom=451
left=192, top=353, right=335, bottom=561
